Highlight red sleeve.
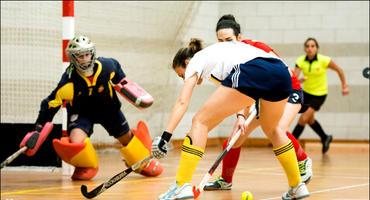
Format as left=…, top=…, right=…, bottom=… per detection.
left=290, top=71, right=301, bottom=90
left=242, top=39, right=278, bottom=56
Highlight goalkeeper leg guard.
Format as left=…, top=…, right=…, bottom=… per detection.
left=132, top=120, right=152, bottom=151
left=120, top=129, right=163, bottom=177
left=53, top=137, right=99, bottom=180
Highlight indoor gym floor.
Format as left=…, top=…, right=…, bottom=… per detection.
left=1, top=142, right=369, bottom=200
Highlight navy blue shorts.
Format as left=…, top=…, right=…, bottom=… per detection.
left=289, top=89, right=310, bottom=113
left=222, top=57, right=292, bottom=102
left=288, top=89, right=303, bottom=104
left=68, top=109, right=130, bottom=138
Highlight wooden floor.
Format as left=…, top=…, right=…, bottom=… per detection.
left=1, top=142, right=369, bottom=200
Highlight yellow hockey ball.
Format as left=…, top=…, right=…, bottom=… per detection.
left=241, top=191, right=253, bottom=200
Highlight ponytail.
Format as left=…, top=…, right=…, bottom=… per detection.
left=172, top=38, right=203, bottom=69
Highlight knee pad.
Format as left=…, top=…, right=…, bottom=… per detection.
left=53, top=137, right=99, bottom=168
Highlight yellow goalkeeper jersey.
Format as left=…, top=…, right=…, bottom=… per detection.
left=295, top=53, right=331, bottom=96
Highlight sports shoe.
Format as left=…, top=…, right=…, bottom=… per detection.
left=158, top=183, right=178, bottom=200
left=298, top=157, right=313, bottom=184
left=204, top=176, right=232, bottom=191
left=282, top=182, right=310, bottom=200
left=322, top=135, right=333, bottom=154
left=158, top=182, right=194, bottom=200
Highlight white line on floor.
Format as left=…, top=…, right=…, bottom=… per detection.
left=261, top=183, right=370, bottom=200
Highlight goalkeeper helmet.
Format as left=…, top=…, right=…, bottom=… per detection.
left=66, top=36, right=96, bottom=74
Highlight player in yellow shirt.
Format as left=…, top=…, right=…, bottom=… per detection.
left=292, top=37, right=349, bottom=154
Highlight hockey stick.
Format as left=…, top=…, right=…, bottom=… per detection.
left=192, top=105, right=257, bottom=199
left=0, top=146, right=28, bottom=169
left=80, top=156, right=153, bottom=199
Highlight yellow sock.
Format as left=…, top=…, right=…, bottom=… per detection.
left=273, top=141, right=301, bottom=187
left=176, top=136, right=204, bottom=186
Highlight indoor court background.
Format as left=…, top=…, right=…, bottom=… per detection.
left=1, top=1, right=369, bottom=200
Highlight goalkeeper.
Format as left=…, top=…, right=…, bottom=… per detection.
left=26, top=35, right=163, bottom=180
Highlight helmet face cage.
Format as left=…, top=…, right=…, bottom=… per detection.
left=66, top=36, right=96, bottom=73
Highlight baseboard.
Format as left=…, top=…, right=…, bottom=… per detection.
left=94, top=137, right=369, bottom=150
left=170, top=137, right=274, bottom=148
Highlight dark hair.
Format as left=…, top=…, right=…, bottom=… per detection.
left=172, top=38, right=203, bottom=69
left=304, top=37, right=319, bottom=48
left=216, top=14, right=241, bottom=36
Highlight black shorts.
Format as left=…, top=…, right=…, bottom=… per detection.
left=302, top=91, right=327, bottom=111
left=68, top=109, right=130, bottom=138
left=222, top=57, right=292, bottom=102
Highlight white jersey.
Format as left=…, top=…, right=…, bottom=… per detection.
left=184, top=41, right=285, bottom=85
